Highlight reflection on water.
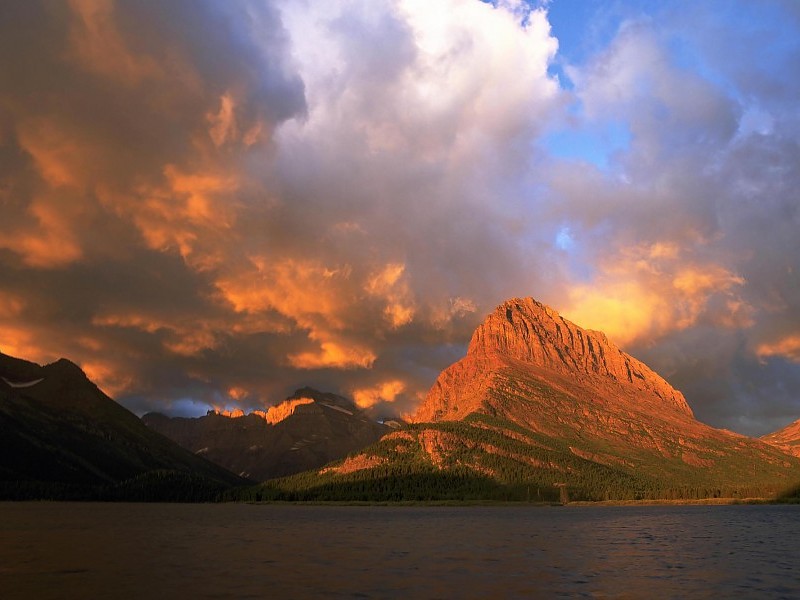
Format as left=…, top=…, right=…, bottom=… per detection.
left=1, top=503, right=800, bottom=599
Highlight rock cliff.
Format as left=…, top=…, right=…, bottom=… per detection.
left=416, top=297, right=691, bottom=422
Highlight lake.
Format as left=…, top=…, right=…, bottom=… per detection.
left=1, top=503, right=799, bottom=598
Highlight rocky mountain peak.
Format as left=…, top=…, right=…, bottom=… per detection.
left=44, top=357, right=88, bottom=378
left=470, top=298, right=691, bottom=415
left=470, top=298, right=610, bottom=364
left=416, top=297, right=692, bottom=422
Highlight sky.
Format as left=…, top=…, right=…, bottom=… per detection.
left=0, top=0, right=798, bottom=436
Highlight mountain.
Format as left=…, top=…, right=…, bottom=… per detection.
left=246, top=298, right=800, bottom=502
left=0, top=351, right=245, bottom=500
left=762, top=419, right=800, bottom=457
left=142, top=388, right=390, bottom=481
left=417, top=297, right=692, bottom=422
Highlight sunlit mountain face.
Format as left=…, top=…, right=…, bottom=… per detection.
left=1, top=0, right=798, bottom=436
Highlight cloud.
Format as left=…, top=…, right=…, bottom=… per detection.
left=545, top=6, right=800, bottom=434
left=366, top=263, right=416, bottom=328
left=0, top=0, right=564, bottom=418
left=0, top=0, right=305, bottom=403
left=757, top=336, right=800, bottom=364
left=562, top=242, right=751, bottom=346
left=67, top=0, right=163, bottom=86
left=0, top=0, right=798, bottom=436
left=352, top=379, right=406, bottom=409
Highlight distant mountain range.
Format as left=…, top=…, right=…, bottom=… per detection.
left=4, top=296, right=800, bottom=502
left=142, top=388, right=390, bottom=481
left=0, top=352, right=245, bottom=501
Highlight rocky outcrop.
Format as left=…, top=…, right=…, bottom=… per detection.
left=212, top=397, right=316, bottom=424
left=263, top=397, right=315, bottom=424
left=416, top=297, right=691, bottom=422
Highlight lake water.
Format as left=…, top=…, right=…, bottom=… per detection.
left=1, top=503, right=799, bottom=599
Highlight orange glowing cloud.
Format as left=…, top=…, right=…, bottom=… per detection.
left=563, top=242, right=750, bottom=346
left=67, top=0, right=162, bottom=86
left=81, top=359, right=135, bottom=398
left=646, top=242, right=681, bottom=260
left=289, top=341, right=376, bottom=370
left=216, top=258, right=384, bottom=369
left=1, top=116, right=104, bottom=267
left=671, top=266, right=748, bottom=329
left=0, top=197, right=85, bottom=268
left=0, top=326, right=55, bottom=366
left=16, top=119, right=90, bottom=189
left=564, top=281, right=668, bottom=347
left=162, top=330, right=219, bottom=357
left=162, top=165, right=238, bottom=226
left=756, top=335, right=800, bottom=364
left=207, top=93, right=237, bottom=147
left=92, top=312, right=220, bottom=356
left=352, top=379, right=406, bottom=408
left=672, top=265, right=744, bottom=295
left=217, top=258, right=352, bottom=330
left=365, top=263, right=416, bottom=328
left=227, top=386, right=249, bottom=401
left=92, top=313, right=163, bottom=334
left=97, top=164, right=238, bottom=269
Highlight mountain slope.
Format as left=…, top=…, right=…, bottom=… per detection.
left=143, top=388, right=390, bottom=481
left=247, top=298, right=800, bottom=502
left=412, top=298, right=799, bottom=489
left=762, top=419, right=800, bottom=457
left=0, top=352, right=245, bottom=500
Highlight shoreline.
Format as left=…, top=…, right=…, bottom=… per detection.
left=564, top=497, right=796, bottom=507
left=241, top=497, right=800, bottom=507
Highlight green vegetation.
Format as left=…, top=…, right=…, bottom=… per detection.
left=225, top=414, right=800, bottom=503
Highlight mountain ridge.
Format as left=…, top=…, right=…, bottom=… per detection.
left=143, top=388, right=390, bottom=481
left=0, top=350, right=245, bottom=500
